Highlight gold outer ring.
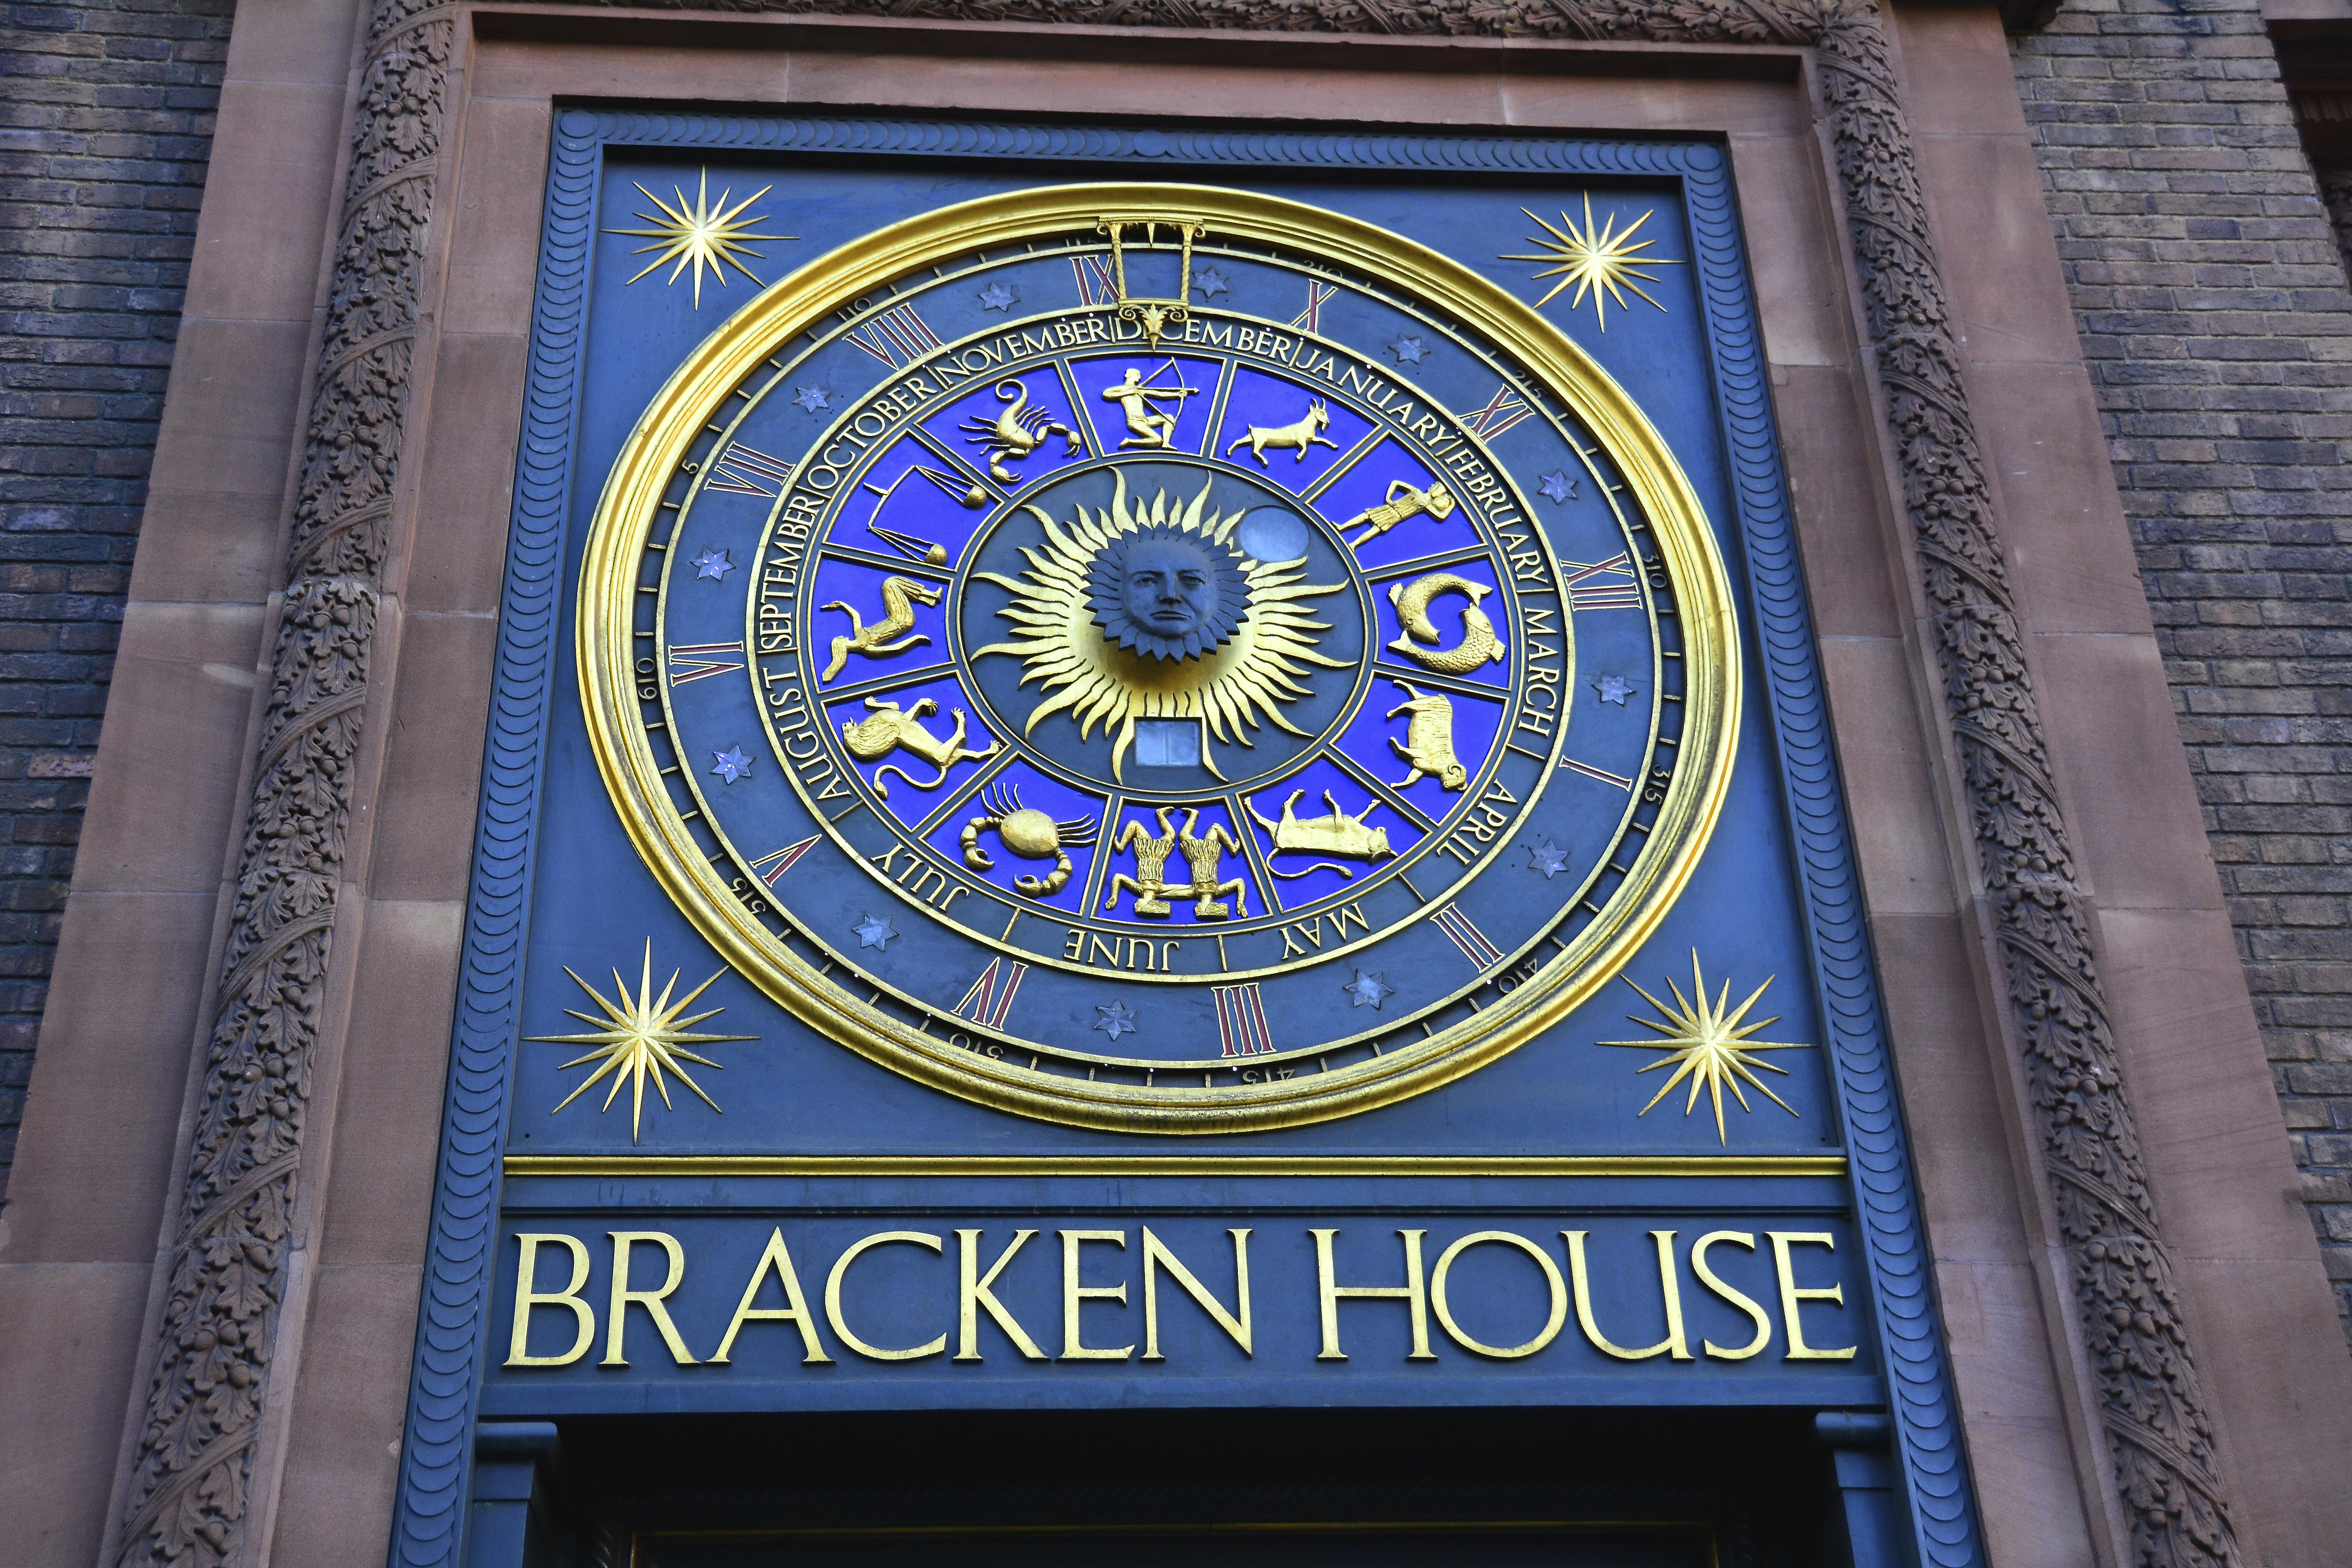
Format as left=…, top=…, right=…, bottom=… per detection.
left=578, top=183, right=1740, bottom=1134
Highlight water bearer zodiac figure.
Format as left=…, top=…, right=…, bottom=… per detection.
left=1099, top=362, right=1196, bottom=450
left=1102, top=806, right=1248, bottom=921
left=962, top=379, right=1083, bottom=483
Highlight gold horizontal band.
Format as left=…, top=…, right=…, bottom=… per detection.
left=503, top=1153, right=1847, bottom=1178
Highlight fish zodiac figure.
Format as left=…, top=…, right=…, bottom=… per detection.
left=962, top=379, right=1083, bottom=483
left=960, top=784, right=1098, bottom=897
left=820, top=575, right=943, bottom=682
left=1226, top=398, right=1338, bottom=466
left=1386, top=679, right=1471, bottom=790
left=1245, top=789, right=1394, bottom=880
left=1387, top=572, right=1508, bottom=675
left=1102, top=807, right=1248, bottom=921
left=839, top=696, right=999, bottom=798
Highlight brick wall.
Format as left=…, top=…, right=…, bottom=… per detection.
left=2013, top=0, right=2352, bottom=1340
left=0, top=0, right=234, bottom=1194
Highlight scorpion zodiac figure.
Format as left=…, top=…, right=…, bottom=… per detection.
left=960, top=784, right=1099, bottom=898
left=961, top=379, right=1083, bottom=483
left=820, top=575, right=943, bottom=683
left=1101, top=807, right=1248, bottom=921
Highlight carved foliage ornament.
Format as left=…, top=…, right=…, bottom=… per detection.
left=114, top=2, right=2240, bottom=1568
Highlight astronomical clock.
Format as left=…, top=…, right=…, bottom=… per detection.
left=578, top=183, right=1738, bottom=1134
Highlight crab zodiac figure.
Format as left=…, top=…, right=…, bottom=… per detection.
left=960, top=784, right=1099, bottom=897
left=1101, top=806, right=1248, bottom=921
left=962, top=379, right=1083, bottom=483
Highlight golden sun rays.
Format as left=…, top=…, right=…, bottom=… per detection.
left=527, top=940, right=753, bottom=1142
left=1598, top=951, right=1808, bottom=1145
left=1502, top=194, right=1681, bottom=332
left=971, top=470, right=1347, bottom=781
left=603, top=169, right=795, bottom=308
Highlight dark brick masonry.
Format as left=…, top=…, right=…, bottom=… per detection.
left=0, top=0, right=234, bottom=1193
left=2014, top=0, right=2352, bottom=1339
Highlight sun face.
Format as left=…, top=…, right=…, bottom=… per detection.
left=1598, top=951, right=1808, bottom=1144
left=972, top=470, right=1346, bottom=780
left=527, top=940, right=754, bottom=1141
left=603, top=169, right=796, bottom=308
left=1502, top=193, right=1680, bottom=331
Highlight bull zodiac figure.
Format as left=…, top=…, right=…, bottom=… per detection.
left=1226, top=398, right=1338, bottom=465
left=1386, top=679, right=1470, bottom=791
left=820, top=575, right=943, bottom=682
left=839, top=696, right=998, bottom=798
left=1245, top=789, right=1394, bottom=881
left=1387, top=572, right=1509, bottom=675
left=1101, top=807, right=1248, bottom=921
left=961, top=379, right=1082, bottom=483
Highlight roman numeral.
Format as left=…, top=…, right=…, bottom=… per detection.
left=844, top=303, right=944, bottom=367
left=749, top=835, right=819, bottom=886
left=1432, top=905, right=1504, bottom=968
left=705, top=442, right=794, bottom=498
left=1071, top=254, right=1120, bottom=307
left=1212, top=982, right=1275, bottom=1058
left=667, top=641, right=745, bottom=686
left=1290, top=280, right=1338, bottom=332
left=1462, top=383, right=1537, bottom=440
left=953, top=958, right=1028, bottom=1030
left=1563, top=552, right=1642, bottom=611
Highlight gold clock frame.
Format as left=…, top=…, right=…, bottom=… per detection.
left=578, top=183, right=1739, bottom=1134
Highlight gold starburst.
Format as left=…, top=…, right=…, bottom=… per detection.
left=1502, top=194, right=1681, bottom=332
left=1598, top=951, right=1807, bottom=1145
left=973, top=469, right=1347, bottom=780
left=602, top=170, right=795, bottom=308
left=527, top=940, right=753, bottom=1141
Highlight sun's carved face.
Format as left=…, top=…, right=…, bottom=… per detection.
left=1090, top=527, right=1246, bottom=662
left=972, top=470, right=1345, bottom=782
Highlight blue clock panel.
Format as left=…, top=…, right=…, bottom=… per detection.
left=389, top=113, right=1981, bottom=1568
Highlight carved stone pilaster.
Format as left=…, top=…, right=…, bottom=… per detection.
left=118, top=2, right=2242, bottom=1565
left=111, top=2, right=454, bottom=1563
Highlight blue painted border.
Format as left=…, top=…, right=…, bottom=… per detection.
left=388, top=112, right=1982, bottom=1568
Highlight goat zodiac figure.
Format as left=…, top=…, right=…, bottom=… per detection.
left=1101, top=807, right=1248, bottom=921
left=962, top=379, right=1083, bottom=483
left=1226, top=398, right=1338, bottom=465
left=838, top=696, right=998, bottom=798
left=820, top=575, right=942, bottom=682
left=960, top=784, right=1098, bottom=898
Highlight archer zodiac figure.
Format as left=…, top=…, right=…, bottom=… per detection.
left=839, top=696, right=998, bottom=798
left=819, top=575, right=944, bottom=682
left=1385, top=679, right=1471, bottom=790
left=1100, top=364, right=1196, bottom=450
left=1244, top=789, right=1394, bottom=880
left=962, top=379, right=1083, bottom=483
left=1102, top=807, right=1249, bottom=921
left=1387, top=572, right=1509, bottom=675
left=1226, top=398, right=1338, bottom=466
left=960, top=784, right=1098, bottom=897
